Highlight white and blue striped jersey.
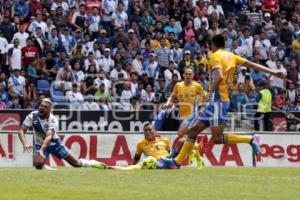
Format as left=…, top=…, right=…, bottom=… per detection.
left=22, top=111, right=59, bottom=145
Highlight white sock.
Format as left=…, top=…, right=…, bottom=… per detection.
left=80, top=159, right=91, bottom=167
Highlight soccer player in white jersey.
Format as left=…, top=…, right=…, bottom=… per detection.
left=18, top=98, right=106, bottom=170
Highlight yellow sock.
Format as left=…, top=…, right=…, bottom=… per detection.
left=175, top=140, right=195, bottom=165
left=227, top=133, right=252, bottom=144
left=193, top=143, right=202, bottom=161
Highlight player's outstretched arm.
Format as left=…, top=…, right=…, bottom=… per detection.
left=39, top=130, right=54, bottom=158
left=162, top=95, right=174, bottom=109
left=18, top=126, right=32, bottom=153
left=243, top=60, right=286, bottom=79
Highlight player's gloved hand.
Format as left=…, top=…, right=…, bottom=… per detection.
left=23, top=143, right=33, bottom=153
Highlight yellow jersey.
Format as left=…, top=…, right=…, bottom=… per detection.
left=208, top=49, right=246, bottom=102
left=150, top=39, right=171, bottom=50
left=292, top=39, right=300, bottom=54
left=172, top=81, right=205, bottom=118
left=135, top=136, right=170, bottom=160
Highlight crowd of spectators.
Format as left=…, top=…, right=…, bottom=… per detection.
left=0, top=0, right=299, bottom=111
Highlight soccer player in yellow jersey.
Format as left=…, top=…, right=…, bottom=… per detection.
left=161, top=34, right=286, bottom=168
left=163, top=67, right=207, bottom=169
left=108, top=123, right=181, bottom=170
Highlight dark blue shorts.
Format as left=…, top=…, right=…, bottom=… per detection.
left=198, top=101, right=230, bottom=127
left=34, top=139, right=71, bottom=159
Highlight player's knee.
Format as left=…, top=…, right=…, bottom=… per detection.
left=69, top=159, right=81, bottom=167
left=187, top=127, right=198, bottom=137
left=211, top=135, right=223, bottom=144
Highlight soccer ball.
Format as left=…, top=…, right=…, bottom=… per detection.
left=141, top=156, right=158, bottom=169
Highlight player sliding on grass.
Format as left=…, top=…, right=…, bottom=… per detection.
left=161, top=34, right=286, bottom=168
left=18, top=98, right=106, bottom=170
left=106, top=123, right=197, bottom=170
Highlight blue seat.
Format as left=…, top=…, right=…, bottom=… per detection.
left=37, top=80, right=50, bottom=92
left=51, top=90, right=67, bottom=103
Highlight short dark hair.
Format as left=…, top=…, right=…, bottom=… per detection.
left=211, top=34, right=225, bottom=48
left=143, top=123, right=152, bottom=129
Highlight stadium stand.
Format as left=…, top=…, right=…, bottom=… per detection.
left=0, top=0, right=299, bottom=112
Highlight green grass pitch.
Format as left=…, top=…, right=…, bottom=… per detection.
left=0, top=167, right=299, bottom=200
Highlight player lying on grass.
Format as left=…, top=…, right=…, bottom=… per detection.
left=105, top=123, right=203, bottom=170
left=160, top=34, right=286, bottom=168
left=18, top=98, right=106, bottom=170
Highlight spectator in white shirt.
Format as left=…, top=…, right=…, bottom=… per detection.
left=254, top=32, right=271, bottom=63
left=132, top=51, right=143, bottom=76
left=7, top=39, right=22, bottom=71
left=208, top=0, right=224, bottom=17
left=51, top=0, right=69, bottom=15
left=66, top=83, right=84, bottom=110
left=87, top=7, right=101, bottom=38
left=82, top=95, right=100, bottom=110
left=8, top=69, right=26, bottom=99
left=11, top=24, right=29, bottom=48
left=164, top=60, right=181, bottom=86
left=266, top=52, right=277, bottom=72
left=94, top=69, right=112, bottom=93
left=194, top=10, right=209, bottom=31
left=270, top=59, right=287, bottom=92
left=84, top=52, right=99, bottom=72
left=55, top=61, right=74, bottom=91
left=141, top=84, right=155, bottom=104
left=239, top=27, right=253, bottom=58
left=120, top=82, right=133, bottom=110
left=91, top=42, right=102, bottom=61
left=230, top=39, right=246, bottom=57
left=169, top=40, right=183, bottom=65
left=28, top=13, right=47, bottom=34
left=72, top=61, right=85, bottom=86
left=287, top=83, right=298, bottom=103
left=112, top=3, right=128, bottom=29
left=110, top=62, right=128, bottom=82
left=143, top=53, right=158, bottom=79
left=0, top=31, right=8, bottom=58
left=99, top=48, right=114, bottom=74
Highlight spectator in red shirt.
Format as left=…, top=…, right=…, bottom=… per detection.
left=273, top=90, right=288, bottom=108
left=22, top=38, right=39, bottom=69
left=85, top=0, right=101, bottom=14
left=262, top=0, right=279, bottom=17
left=29, top=0, right=42, bottom=17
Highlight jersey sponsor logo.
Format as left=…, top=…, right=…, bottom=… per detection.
left=0, top=113, right=20, bottom=130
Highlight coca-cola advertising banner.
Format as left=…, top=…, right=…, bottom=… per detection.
left=0, top=133, right=299, bottom=167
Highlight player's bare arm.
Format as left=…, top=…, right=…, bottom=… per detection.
left=132, top=153, right=141, bottom=165
left=243, top=60, right=286, bottom=79
left=18, top=126, right=32, bottom=153
left=39, top=130, right=54, bottom=158
left=162, top=94, right=176, bottom=109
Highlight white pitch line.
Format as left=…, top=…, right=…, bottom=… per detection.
left=208, top=174, right=300, bottom=181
